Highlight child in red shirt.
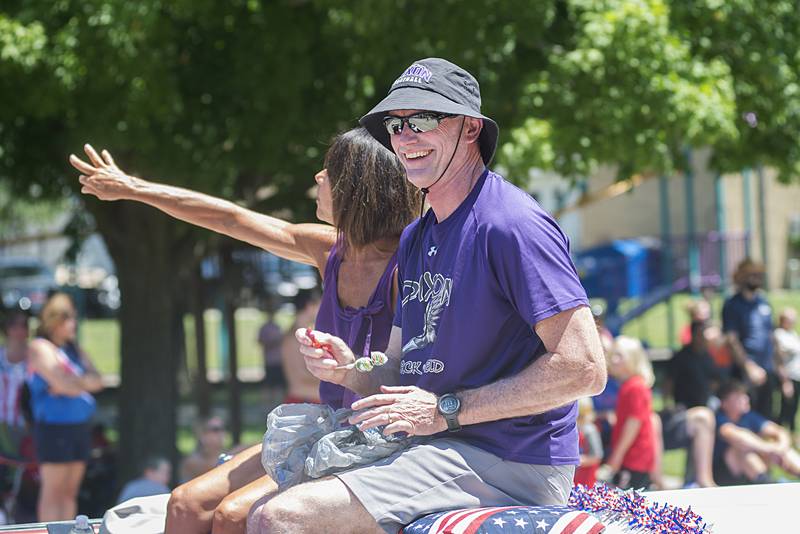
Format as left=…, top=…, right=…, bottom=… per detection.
left=604, top=336, right=655, bottom=489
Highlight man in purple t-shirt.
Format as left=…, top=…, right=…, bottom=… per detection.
left=250, top=58, right=607, bottom=534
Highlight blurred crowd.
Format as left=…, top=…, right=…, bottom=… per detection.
left=1, top=257, right=799, bottom=523
left=0, top=289, right=322, bottom=525
left=579, top=258, right=800, bottom=491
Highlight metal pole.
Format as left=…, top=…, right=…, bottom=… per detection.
left=715, top=174, right=727, bottom=289
left=659, top=175, right=676, bottom=348
left=756, top=166, right=769, bottom=289
left=684, top=150, right=700, bottom=295
left=742, top=168, right=753, bottom=257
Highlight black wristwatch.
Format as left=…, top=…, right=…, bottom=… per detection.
left=437, top=393, right=462, bottom=432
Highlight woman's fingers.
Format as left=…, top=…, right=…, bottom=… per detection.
left=101, top=149, right=116, bottom=167
left=69, top=154, right=96, bottom=174
left=83, top=144, right=105, bottom=168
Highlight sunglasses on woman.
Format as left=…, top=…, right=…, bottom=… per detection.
left=383, top=112, right=455, bottom=136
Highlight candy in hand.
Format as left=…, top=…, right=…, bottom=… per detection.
left=305, top=327, right=332, bottom=351
left=354, top=357, right=374, bottom=372
left=370, top=351, right=388, bottom=366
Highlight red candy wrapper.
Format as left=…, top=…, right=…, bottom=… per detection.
left=305, top=327, right=332, bottom=352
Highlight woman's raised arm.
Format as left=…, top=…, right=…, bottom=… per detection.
left=70, top=144, right=336, bottom=270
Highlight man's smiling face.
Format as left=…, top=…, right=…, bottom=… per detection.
left=387, top=109, right=463, bottom=189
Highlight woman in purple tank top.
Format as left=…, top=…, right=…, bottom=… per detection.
left=71, top=128, right=420, bottom=534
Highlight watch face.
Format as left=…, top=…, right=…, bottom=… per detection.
left=439, top=395, right=460, bottom=415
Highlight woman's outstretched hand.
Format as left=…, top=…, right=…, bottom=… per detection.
left=69, top=144, right=137, bottom=201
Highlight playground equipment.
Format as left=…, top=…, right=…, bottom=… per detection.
left=575, top=231, right=750, bottom=336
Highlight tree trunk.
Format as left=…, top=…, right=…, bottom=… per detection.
left=222, top=248, right=242, bottom=445
left=97, top=203, right=185, bottom=483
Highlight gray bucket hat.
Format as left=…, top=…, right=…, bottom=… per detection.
left=359, top=58, right=499, bottom=165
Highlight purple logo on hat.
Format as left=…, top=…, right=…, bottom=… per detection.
left=392, top=63, right=432, bottom=86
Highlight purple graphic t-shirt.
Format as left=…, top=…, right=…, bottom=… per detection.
left=394, top=169, right=588, bottom=465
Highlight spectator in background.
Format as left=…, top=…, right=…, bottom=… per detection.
left=603, top=336, right=655, bottom=489
left=655, top=320, right=718, bottom=488
left=704, top=322, right=735, bottom=379
left=723, top=259, right=779, bottom=421
left=281, top=290, right=321, bottom=404
left=117, top=456, right=172, bottom=504
left=574, top=397, right=603, bottom=487
left=258, top=298, right=285, bottom=397
left=679, top=299, right=711, bottom=346
left=27, top=293, right=103, bottom=521
left=0, top=310, right=30, bottom=455
left=668, top=320, right=720, bottom=409
left=180, top=416, right=227, bottom=483
left=714, top=380, right=800, bottom=485
left=680, top=295, right=734, bottom=377
left=776, top=308, right=800, bottom=435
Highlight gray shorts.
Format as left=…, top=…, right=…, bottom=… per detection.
left=336, top=438, right=575, bottom=534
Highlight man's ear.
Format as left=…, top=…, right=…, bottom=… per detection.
left=464, top=117, right=483, bottom=143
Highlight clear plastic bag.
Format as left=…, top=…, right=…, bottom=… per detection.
left=261, top=403, right=409, bottom=490
left=304, top=425, right=407, bottom=479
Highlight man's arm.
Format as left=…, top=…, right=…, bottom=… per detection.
left=458, top=305, right=606, bottom=425
left=725, top=331, right=767, bottom=386
left=339, top=306, right=606, bottom=437
left=71, top=144, right=336, bottom=268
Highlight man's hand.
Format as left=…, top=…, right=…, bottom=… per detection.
left=69, top=144, right=137, bottom=201
left=744, top=359, right=767, bottom=386
left=349, top=385, right=445, bottom=437
left=295, top=328, right=354, bottom=385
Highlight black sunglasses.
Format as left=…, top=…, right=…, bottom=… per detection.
left=383, top=112, right=455, bottom=136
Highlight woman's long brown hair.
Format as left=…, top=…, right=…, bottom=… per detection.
left=324, top=128, right=421, bottom=251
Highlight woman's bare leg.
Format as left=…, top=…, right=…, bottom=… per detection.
left=38, top=462, right=85, bottom=522
left=212, top=475, right=279, bottom=534
left=166, top=443, right=264, bottom=534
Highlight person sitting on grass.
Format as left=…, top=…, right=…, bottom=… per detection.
left=117, top=456, right=172, bottom=504
left=714, top=380, right=800, bottom=485
left=653, top=319, right=719, bottom=488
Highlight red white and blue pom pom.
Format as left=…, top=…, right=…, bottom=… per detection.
left=569, top=483, right=711, bottom=533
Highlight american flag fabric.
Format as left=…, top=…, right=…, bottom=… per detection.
left=402, top=505, right=605, bottom=534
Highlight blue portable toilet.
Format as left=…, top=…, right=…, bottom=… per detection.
left=574, top=239, right=661, bottom=315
